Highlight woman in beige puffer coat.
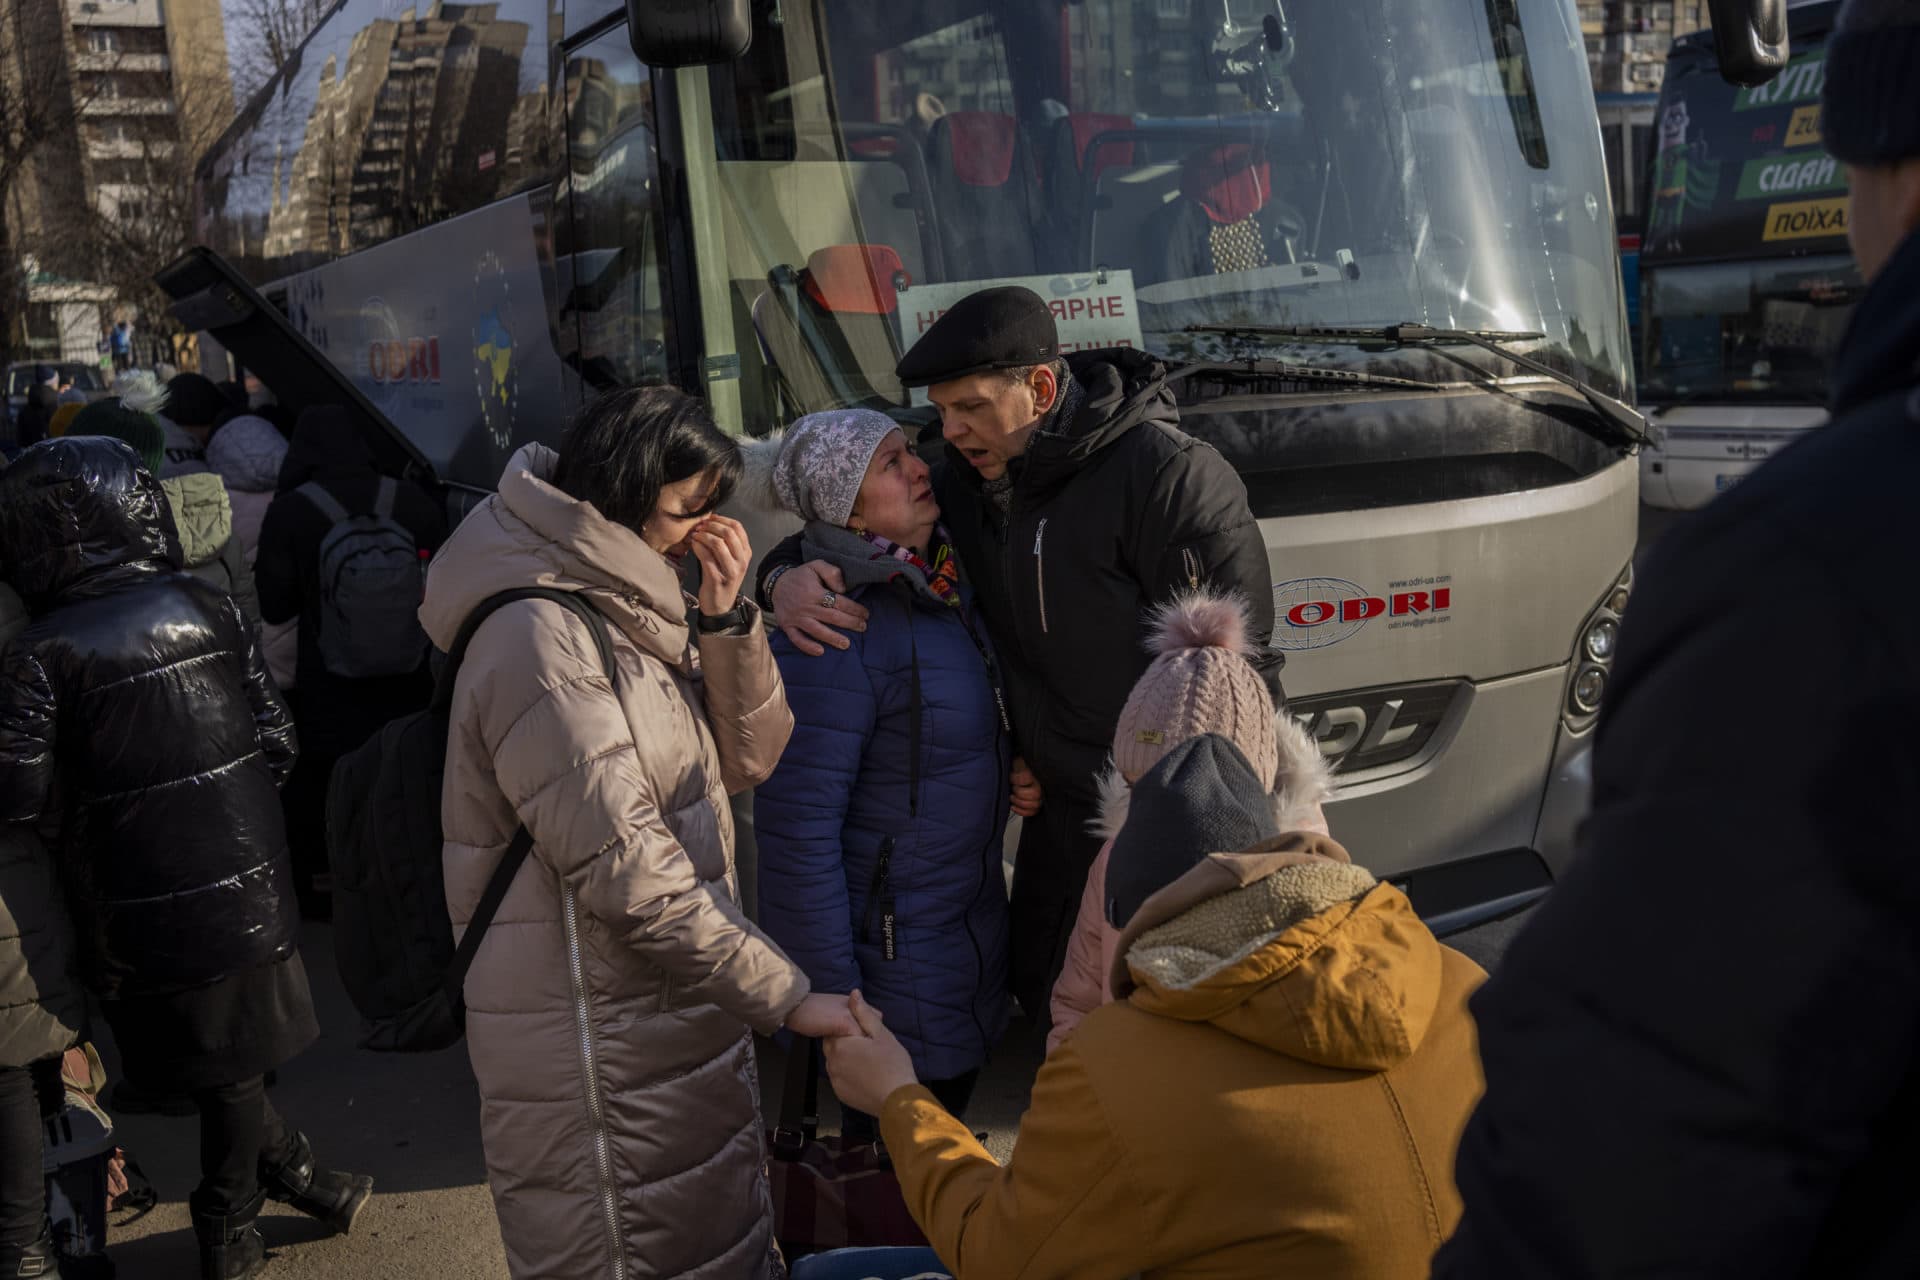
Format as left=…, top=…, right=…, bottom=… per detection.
left=420, top=388, right=856, bottom=1280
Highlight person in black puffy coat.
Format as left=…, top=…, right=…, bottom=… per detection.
left=0, top=437, right=372, bottom=1280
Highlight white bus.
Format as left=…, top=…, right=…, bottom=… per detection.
left=172, top=0, right=1781, bottom=931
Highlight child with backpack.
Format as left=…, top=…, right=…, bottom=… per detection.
left=255, top=406, right=446, bottom=917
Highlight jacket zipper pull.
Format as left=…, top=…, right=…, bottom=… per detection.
left=1033, top=517, right=1050, bottom=634
left=1184, top=547, right=1202, bottom=591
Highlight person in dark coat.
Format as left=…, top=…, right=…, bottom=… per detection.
left=747, top=410, right=1012, bottom=1129
left=255, top=406, right=446, bottom=915
left=0, top=437, right=372, bottom=1280
left=1433, top=5, right=1920, bottom=1276
left=13, top=369, right=58, bottom=451
left=0, top=537, right=85, bottom=1280
left=158, top=371, right=229, bottom=477
left=761, top=287, right=1282, bottom=1021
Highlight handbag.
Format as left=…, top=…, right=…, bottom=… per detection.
left=767, top=1038, right=927, bottom=1257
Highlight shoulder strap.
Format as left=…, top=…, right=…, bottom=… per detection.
left=773, top=1036, right=821, bottom=1153
left=431, top=587, right=620, bottom=715
left=298, top=482, right=350, bottom=525
left=440, top=589, right=622, bottom=995
left=373, top=475, right=398, bottom=520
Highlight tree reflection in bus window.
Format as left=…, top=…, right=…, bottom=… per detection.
left=559, top=32, right=670, bottom=390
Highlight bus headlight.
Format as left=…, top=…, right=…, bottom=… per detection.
left=1566, top=564, right=1631, bottom=728
left=1584, top=617, right=1618, bottom=663
left=1572, top=666, right=1607, bottom=714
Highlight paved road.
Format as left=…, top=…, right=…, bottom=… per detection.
left=99, top=924, right=507, bottom=1277
left=94, top=913, right=1522, bottom=1277
left=95, top=919, right=1045, bottom=1277
left=90, top=504, right=1691, bottom=1275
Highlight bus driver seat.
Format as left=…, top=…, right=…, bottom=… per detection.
left=1157, top=143, right=1308, bottom=282
left=752, top=243, right=908, bottom=415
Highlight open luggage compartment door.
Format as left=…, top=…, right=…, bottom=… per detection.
left=154, top=247, right=436, bottom=486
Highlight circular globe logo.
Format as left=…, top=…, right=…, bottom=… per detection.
left=1272, top=577, right=1373, bottom=651
left=472, top=250, right=519, bottom=454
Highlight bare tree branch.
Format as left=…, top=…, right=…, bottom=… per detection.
left=0, top=0, right=111, bottom=355
left=230, top=0, right=333, bottom=103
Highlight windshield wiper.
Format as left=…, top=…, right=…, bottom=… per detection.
left=1166, top=357, right=1452, bottom=396
left=1186, top=322, right=1648, bottom=446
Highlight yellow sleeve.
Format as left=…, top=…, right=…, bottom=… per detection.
left=879, top=1044, right=1150, bottom=1279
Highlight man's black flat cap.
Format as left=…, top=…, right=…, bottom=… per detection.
left=895, top=286, right=1059, bottom=387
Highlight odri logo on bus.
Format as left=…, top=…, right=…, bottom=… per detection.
left=368, top=336, right=443, bottom=385
left=1271, top=577, right=1453, bottom=651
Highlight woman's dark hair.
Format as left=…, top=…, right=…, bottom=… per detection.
left=550, top=385, right=741, bottom=532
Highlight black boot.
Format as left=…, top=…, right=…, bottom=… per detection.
left=257, top=1132, right=371, bottom=1236
left=189, top=1188, right=266, bottom=1280
left=0, top=1222, right=62, bottom=1279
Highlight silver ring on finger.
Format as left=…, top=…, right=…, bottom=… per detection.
left=821, top=591, right=838, bottom=608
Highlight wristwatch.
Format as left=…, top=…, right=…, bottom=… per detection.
left=696, top=601, right=754, bottom=635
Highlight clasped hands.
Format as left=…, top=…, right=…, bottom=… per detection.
left=786, top=990, right=920, bottom=1117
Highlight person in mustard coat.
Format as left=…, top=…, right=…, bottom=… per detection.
left=826, top=733, right=1487, bottom=1280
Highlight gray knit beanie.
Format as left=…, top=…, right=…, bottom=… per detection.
left=1106, top=734, right=1281, bottom=928
left=1823, top=0, right=1920, bottom=166
left=740, top=409, right=901, bottom=527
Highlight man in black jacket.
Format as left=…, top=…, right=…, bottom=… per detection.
left=0, top=438, right=371, bottom=1279
left=256, top=406, right=446, bottom=916
left=1434, top=3, right=1920, bottom=1275
left=762, top=287, right=1282, bottom=1022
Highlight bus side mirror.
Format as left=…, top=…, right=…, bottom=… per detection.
left=626, top=0, right=751, bottom=66
left=1706, top=0, right=1789, bottom=87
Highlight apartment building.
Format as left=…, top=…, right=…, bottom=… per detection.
left=1581, top=0, right=1710, bottom=93
left=3, top=0, right=233, bottom=359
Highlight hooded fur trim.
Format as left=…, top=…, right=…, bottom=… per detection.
left=1091, top=705, right=1336, bottom=839
left=738, top=429, right=787, bottom=512
left=114, top=371, right=170, bottom=418
left=1128, top=860, right=1379, bottom=993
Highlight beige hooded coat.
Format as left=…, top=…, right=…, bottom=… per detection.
left=421, top=444, right=805, bottom=1280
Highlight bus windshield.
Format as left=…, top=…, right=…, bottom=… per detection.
left=705, top=0, right=1629, bottom=417
left=1638, top=9, right=1861, bottom=406
left=1641, top=254, right=1859, bottom=403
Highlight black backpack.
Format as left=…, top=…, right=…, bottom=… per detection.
left=325, top=588, right=620, bottom=1052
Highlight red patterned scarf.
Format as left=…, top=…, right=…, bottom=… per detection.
left=861, top=525, right=963, bottom=607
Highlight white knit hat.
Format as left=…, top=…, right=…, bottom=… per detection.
left=739, top=409, right=901, bottom=527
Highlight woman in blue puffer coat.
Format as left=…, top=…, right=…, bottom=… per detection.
left=748, top=409, right=1016, bottom=1131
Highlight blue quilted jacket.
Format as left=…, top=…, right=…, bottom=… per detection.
left=756, top=525, right=1011, bottom=1082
